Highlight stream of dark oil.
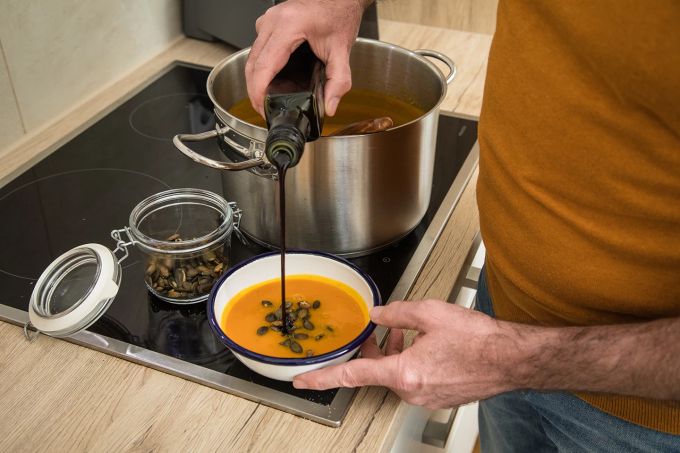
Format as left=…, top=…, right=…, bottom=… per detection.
left=272, top=155, right=291, bottom=334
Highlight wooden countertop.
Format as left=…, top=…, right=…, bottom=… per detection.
left=0, top=20, right=490, bottom=452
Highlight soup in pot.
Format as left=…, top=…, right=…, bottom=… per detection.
left=221, top=274, right=369, bottom=358
left=228, top=88, right=425, bottom=136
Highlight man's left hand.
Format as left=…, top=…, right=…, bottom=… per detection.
left=293, top=300, right=517, bottom=409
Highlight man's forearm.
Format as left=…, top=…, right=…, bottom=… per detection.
left=499, top=316, right=680, bottom=400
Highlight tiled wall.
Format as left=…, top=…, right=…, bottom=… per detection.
left=0, top=0, right=182, bottom=151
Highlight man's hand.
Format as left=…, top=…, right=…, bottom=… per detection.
left=246, top=0, right=371, bottom=118
left=293, top=300, right=516, bottom=409
left=294, top=300, right=680, bottom=407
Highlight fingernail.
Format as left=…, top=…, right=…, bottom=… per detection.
left=369, top=306, right=383, bottom=319
left=327, top=96, right=340, bottom=116
left=292, top=378, right=308, bottom=389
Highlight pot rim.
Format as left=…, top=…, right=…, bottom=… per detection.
left=206, top=37, right=449, bottom=140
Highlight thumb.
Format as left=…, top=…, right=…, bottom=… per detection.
left=323, top=48, right=352, bottom=116
left=293, top=355, right=398, bottom=390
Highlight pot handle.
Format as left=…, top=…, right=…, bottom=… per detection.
left=173, top=126, right=265, bottom=171
left=414, top=50, right=457, bottom=85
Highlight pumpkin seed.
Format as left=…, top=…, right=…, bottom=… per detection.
left=162, top=257, right=173, bottom=269
left=297, top=308, right=309, bottom=319
left=159, top=265, right=171, bottom=278
left=256, top=326, right=269, bottom=336
left=289, top=341, right=303, bottom=354
left=261, top=300, right=273, bottom=308
left=274, top=307, right=282, bottom=320
left=285, top=301, right=292, bottom=309
left=272, top=320, right=283, bottom=327
left=279, top=338, right=292, bottom=347
left=174, top=268, right=186, bottom=285
left=314, top=334, right=325, bottom=341
left=265, top=313, right=277, bottom=323
left=197, top=265, right=211, bottom=276
left=271, top=325, right=283, bottom=332
left=214, top=263, right=224, bottom=273
left=166, top=233, right=181, bottom=241
left=326, top=325, right=334, bottom=332
left=145, top=263, right=157, bottom=275
left=197, top=282, right=213, bottom=293
left=167, top=289, right=181, bottom=298
left=185, top=267, right=198, bottom=278
left=298, top=301, right=311, bottom=309
left=303, top=319, right=315, bottom=331
left=312, top=300, right=321, bottom=309
left=293, top=333, right=309, bottom=340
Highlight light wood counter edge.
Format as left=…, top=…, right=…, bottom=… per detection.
left=0, top=20, right=489, bottom=452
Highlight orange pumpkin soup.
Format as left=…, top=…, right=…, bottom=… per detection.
left=221, top=275, right=369, bottom=358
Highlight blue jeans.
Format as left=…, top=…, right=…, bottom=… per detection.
left=475, top=267, right=680, bottom=452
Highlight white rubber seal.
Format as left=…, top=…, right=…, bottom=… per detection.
left=28, top=243, right=120, bottom=336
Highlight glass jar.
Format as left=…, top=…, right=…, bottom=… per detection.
left=26, top=188, right=242, bottom=339
left=124, top=188, right=239, bottom=304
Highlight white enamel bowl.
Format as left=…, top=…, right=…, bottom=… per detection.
left=207, top=251, right=382, bottom=381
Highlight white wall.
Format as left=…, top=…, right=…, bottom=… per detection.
left=0, top=0, right=182, bottom=150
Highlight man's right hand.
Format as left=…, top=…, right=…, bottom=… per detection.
left=245, top=0, right=372, bottom=118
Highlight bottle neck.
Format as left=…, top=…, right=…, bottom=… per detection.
left=265, top=124, right=306, bottom=169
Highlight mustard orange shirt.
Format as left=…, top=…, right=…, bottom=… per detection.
left=477, top=0, right=680, bottom=434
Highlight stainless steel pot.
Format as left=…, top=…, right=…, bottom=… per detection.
left=173, top=38, right=455, bottom=256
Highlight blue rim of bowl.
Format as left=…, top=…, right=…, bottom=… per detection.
left=207, top=250, right=382, bottom=366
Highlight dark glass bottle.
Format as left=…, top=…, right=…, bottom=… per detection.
left=264, top=42, right=325, bottom=169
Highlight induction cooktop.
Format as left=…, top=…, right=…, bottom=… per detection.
left=0, top=64, right=478, bottom=426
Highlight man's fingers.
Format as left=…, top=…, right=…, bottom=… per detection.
left=293, top=356, right=398, bottom=390
left=322, top=48, right=352, bottom=116
left=369, top=301, right=437, bottom=332
left=245, top=32, right=274, bottom=116
left=385, top=329, right=404, bottom=355
left=246, top=32, right=304, bottom=116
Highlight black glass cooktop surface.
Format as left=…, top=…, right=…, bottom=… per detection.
left=0, top=64, right=477, bottom=424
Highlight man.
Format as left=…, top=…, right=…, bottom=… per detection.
left=245, top=1, right=680, bottom=450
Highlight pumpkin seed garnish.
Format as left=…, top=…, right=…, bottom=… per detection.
left=256, top=326, right=269, bottom=336
left=261, top=300, right=273, bottom=307
left=312, top=300, right=321, bottom=309
left=303, top=319, right=315, bottom=331
left=289, top=340, right=303, bottom=354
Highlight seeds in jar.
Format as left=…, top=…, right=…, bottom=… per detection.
left=144, top=234, right=227, bottom=300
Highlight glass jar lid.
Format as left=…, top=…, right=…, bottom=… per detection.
left=127, top=188, right=235, bottom=255
left=28, top=243, right=121, bottom=337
